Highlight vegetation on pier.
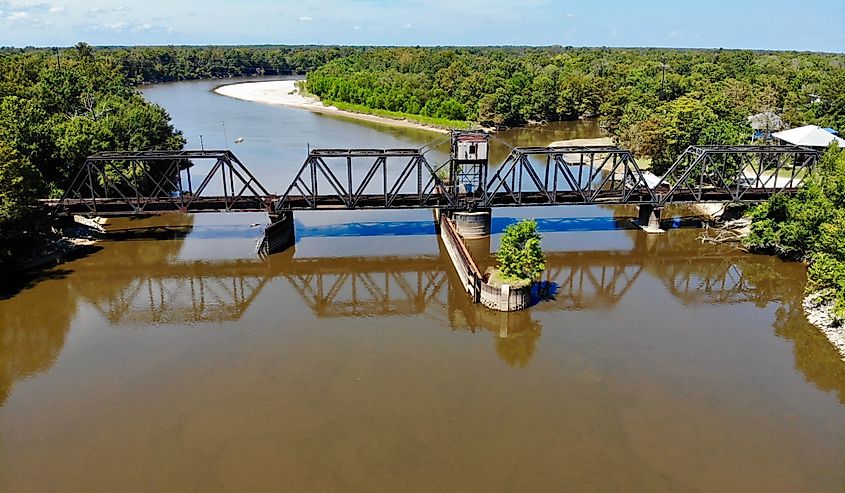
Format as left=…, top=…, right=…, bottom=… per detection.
left=491, top=219, right=546, bottom=287
left=744, top=144, right=845, bottom=317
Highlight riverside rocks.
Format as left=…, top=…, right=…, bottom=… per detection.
left=803, top=291, right=845, bottom=359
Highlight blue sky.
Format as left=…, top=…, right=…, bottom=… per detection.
left=0, top=0, right=842, bottom=51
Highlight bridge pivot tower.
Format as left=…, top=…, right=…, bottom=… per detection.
left=450, top=131, right=489, bottom=206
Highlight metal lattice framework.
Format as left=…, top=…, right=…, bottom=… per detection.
left=479, top=146, right=656, bottom=207
left=653, top=145, right=818, bottom=205
left=52, top=150, right=273, bottom=216
left=277, top=149, right=453, bottom=210
left=50, top=144, right=822, bottom=216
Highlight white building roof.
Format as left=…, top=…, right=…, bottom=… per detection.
left=772, top=125, right=845, bottom=148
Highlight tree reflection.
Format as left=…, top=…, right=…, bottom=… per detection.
left=0, top=274, right=76, bottom=403
left=0, top=216, right=191, bottom=405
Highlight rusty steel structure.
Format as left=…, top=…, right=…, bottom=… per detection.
left=652, top=145, right=818, bottom=205
left=277, top=148, right=453, bottom=210
left=51, top=150, right=273, bottom=216
left=478, top=146, right=656, bottom=207
left=50, top=140, right=820, bottom=217
left=273, top=144, right=818, bottom=211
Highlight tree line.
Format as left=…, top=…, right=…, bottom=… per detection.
left=0, top=43, right=185, bottom=267
left=305, top=47, right=845, bottom=173
left=106, top=45, right=358, bottom=84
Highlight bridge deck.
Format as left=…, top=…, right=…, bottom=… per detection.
left=49, top=188, right=799, bottom=215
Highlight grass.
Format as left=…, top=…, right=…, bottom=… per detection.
left=298, top=79, right=474, bottom=129
left=485, top=267, right=533, bottom=288
left=322, top=99, right=475, bottom=130
left=294, top=80, right=317, bottom=99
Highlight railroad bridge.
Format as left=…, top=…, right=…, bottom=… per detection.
left=51, top=132, right=819, bottom=255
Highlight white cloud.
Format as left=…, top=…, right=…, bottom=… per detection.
left=88, top=6, right=131, bottom=15
left=48, top=6, right=64, bottom=13
left=87, top=19, right=171, bottom=33
left=402, top=23, right=411, bottom=29
left=7, top=11, right=29, bottom=21
left=298, top=15, right=312, bottom=21
left=104, top=20, right=128, bottom=31
left=353, top=25, right=361, bottom=30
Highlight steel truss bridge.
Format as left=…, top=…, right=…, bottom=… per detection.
left=50, top=144, right=819, bottom=216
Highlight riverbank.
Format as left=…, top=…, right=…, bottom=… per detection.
left=214, top=80, right=452, bottom=134
left=703, top=214, right=845, bottom=360
left=803, top=292, right=845, bottom=359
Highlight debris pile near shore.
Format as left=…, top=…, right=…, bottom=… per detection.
left=803, top=291, right=845, bottom=359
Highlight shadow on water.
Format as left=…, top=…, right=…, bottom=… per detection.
left=1, top=223, right=843, bottom=403
left=0, top=244, right=103, bottom=300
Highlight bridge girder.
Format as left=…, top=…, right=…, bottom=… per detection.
left=479, top=146, right=656, bottom=208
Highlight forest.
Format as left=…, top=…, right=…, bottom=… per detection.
left=305, top=47, right=845, bottom=173
left=0, top=43, right=184, bottom=267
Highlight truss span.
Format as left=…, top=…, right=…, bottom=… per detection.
left=50, top=144, right=820, bottom=216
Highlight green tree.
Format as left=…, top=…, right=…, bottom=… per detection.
left=0, top=141, right=51, bottom=267
left=495, top=219, right=546, bottom=284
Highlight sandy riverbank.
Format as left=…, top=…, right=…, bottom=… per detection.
left=214, top=80, right=448, bottom=134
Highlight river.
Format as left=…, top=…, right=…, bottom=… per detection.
left=0, top=77, right=843, bottom=492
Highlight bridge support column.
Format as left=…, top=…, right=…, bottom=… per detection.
left=637, top=205, right=665, bottom=234
left=260, top=212, right=295, bottom=255
left=453, top=209, right=492, bottom=238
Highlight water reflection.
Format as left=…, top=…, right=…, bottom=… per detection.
left=0, top=274, right=76, bottom=403
left=3, top=226, right=842, bottom=402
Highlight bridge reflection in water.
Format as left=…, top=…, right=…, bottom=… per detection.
left=59, top=227, right=814, bottom=368
left=3, top=224, right=844, bottom=408
left=69, top=234, right=762, bottom=325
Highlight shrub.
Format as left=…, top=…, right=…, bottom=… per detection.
left=494, top=219, right=546, bottom=284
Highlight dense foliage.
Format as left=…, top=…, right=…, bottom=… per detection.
left=107, top=45, right=358, bottom=84
left=744, top=145, right=845, bottom=315
left=0, top=42, right=184, bottom=268
left=306, top=47, right=845, bottom=173
left=495, top=219, right=546, bottom=285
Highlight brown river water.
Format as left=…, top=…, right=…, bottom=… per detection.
left=1, top=77, right=843, bottom=491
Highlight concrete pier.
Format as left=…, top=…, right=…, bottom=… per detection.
left=259, top=212, right=296, bottom=255
left=438, top=213, right=531, bottom=312
left=637, top=205, right=664, bottom=234
left=452, top=209, right=492, bottom=238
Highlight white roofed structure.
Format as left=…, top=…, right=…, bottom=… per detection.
left=772, top=125, right=845, bottom=148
